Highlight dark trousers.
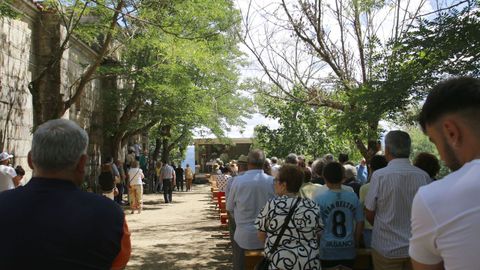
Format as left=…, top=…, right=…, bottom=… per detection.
left=176, top=179, right=184, bottom=191
left=232, top=240, right=245, bottom=270
left=163, top=179, right=173, bottom=203
left=114, top=183, right=124, bottom=204
left=321, top=259, right=355, bottom=269
left=155, top=179, right=163, bottom=193
left=228, top=212, right=236, bottom=245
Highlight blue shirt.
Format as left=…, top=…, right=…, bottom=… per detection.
left=226, top=169, right=275, bottom=249
left=313, top=189, right=364, bottom=260
left=356, top=164, right=368, bottom=184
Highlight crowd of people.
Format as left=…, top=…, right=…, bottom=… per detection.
left=97, top=146, right=195, bottom=214
left=224, top=77, right=480, bottom=270
left=221, top=133, right=436, bottom=269
left=0, top=76, right=477, bottom=270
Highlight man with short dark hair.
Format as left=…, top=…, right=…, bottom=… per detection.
left=313, top=161, right=364, bottom=269
left=226, top=149, right=275, bottom=270
left=0, top=119, right=131, bottom=269
left=365, top=130, right=430, bottom=270
left=174, top=163, right=184, bottom=191
left=410, top=77, right=480, bottom=270
left=338, top=153, right=349, bottom=164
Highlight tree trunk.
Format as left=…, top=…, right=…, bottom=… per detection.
left=29, top=1, right=124, bottom=130
left=30, top=12, right=63, bottom=130
left=152, top=138, right=161, bottom=163
left=161, top=137, right=171, bottom=163
left=110, top=132, right=125, bottom=161
left=354, top=120, right=381, bottom=162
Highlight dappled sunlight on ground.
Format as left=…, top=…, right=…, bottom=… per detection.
left=125, top=184, right=231, bottom=270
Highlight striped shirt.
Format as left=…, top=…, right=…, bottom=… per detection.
left=365, top=158, right=430, bottom=258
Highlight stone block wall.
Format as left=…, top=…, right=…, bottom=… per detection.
left=0, top=0, right=36, bottom=179
left=0, top=0, right=108, bottom=186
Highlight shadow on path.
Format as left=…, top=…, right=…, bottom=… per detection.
left=126, top=184, right=232, bottom=270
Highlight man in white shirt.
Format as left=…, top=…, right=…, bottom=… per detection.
left=0, top=152, right=17, bottom=192
left=159, top=160, right=176, bottom=203
left=410, top=77, right=480, bottom=270
left=365, top=131, right=430, bottom=270
left=226, top=149, right=275, bottom=270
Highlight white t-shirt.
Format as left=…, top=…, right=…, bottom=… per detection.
left=128, top=168, right=144, bottom=185
left=271, top=164, right=281, bottom=178
left=410, top=159, right=480, bottom=269
left=0, top=165, right=16, bottom=192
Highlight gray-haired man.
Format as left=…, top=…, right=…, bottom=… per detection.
left=365, top=130, right=430, bottom=270
left=0, top=119, right=131, bottom=269
left=227, top=149, right=275, bottom=270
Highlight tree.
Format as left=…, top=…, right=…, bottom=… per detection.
left=253, top=84, right=354, bottom=159
left=100, top=0, right=252, bottom=161
left=241, top=0, right=479, bottom=160
left=27, top=0, right=127, bottom=129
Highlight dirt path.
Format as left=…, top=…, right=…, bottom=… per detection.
left=125, top=183, right=232, bottom=270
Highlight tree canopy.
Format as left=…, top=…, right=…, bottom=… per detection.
left=98, top=0, right=252, bottom=160
left=241, top=0, right=480, bottom=159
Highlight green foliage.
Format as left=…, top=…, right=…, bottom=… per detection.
left=97, top=0, right=251, bottom=158
left=408, top=127, right=450, bottom=178
left=253, top=84, right=361, bottom=160
left=385, top=2, right=480, bottom=124
left=0, top=0, right=19, bottom=18
left=248, top=0, right=480, bottom=159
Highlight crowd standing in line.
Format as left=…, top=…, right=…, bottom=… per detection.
left=224, top=77, right=480, bottom=270
left=0, top=77, right=477, bottom=270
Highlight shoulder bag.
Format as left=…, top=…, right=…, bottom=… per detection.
left=255, top=197, right=302, bottom=270
left=128, top=169, right=141, bottom=187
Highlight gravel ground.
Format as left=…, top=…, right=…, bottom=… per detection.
left=125, top=183, right=232, bottom=270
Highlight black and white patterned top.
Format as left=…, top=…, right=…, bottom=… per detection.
left=214, top=174, right=231, bottom=192
left=255, top=196, right=322, bottom=270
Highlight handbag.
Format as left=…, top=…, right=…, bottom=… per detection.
left=255, top=197, right=302, bottom=270
left=128, top=169, right=141, bottom=187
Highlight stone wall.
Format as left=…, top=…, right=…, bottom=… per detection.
left=0, top=0, right=107, bottom=186
left=0, top=0, right=36, bottom=180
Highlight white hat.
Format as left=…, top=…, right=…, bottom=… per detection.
left=0, top=152, right=14, bottom=162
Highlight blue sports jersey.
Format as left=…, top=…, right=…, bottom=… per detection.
left=313, top=189, right=364, bottom=260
